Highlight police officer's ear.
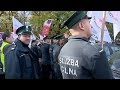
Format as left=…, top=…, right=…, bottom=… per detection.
left=78, top=21, right=84, bottom=31
left=6, top=37, right=9, bottom=40
left=18, top=34, right=21, bottom=39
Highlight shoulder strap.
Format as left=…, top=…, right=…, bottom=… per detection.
left=3, top=44, right=11, bottom=55
left=5, top=44, right=16, bottom=56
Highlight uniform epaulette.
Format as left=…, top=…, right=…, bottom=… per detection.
left=5, top=44, right=16, bottom=56
left=10, top=44, right=16, bottom=51
left=90, top=43, right=103, bottom=53
left=90, top=42, right=95, bottom=46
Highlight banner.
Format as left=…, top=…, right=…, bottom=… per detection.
left=41, top=19, right=53, bottom=37
left=106, top=11, right=120, bottom=24
left=89, top=12, right=112, bottom=43
left=88, top=11, right=120, bottom=24
left=113, top=23, right=120, bottom=40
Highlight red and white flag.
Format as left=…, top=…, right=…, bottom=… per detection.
left=41, top=19, right=53, bottom=37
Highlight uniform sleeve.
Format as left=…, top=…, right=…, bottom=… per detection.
left=5, top=50, right=22, bottom=79
left=54, top=46, right=61, bottom=63
left=37, top=46, right=42, bottom=58
left=91, top=50, right=114, bottom=79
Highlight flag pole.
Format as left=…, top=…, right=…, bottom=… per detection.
left=101, top=11, right=107, bottom=49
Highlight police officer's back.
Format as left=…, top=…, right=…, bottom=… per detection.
left=58, top=11, right=114, bottom=79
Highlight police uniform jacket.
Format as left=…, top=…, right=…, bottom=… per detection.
left=31, top=44, right=42, bottom=60
left=5, top=39, right=42, bottom=79
left=58, top=36, right=114, bottom=79
left=49, top=43, right=63, bottom=79
left=40, top=43, right=51, bottom=65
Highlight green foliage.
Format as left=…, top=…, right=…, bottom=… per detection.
left=28, top=11, right=74, bottom=36
left=0, top=11, right=18, bottom=32
left=0, top=11, right=30, bottom=32
left=0, top=11, right=120, bottom=41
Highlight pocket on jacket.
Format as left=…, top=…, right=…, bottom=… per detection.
left=20, top=54, right=32, bottom=68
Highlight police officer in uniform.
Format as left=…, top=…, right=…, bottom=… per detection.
left=58, top=11, right=114, bottom=79
left=40, top=36, right=51, bottom=79
left=50, top=35, right=63, bottom=79
left=5, top=26, right=42, bottom=79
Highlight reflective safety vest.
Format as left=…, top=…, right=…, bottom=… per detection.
left=0, top=41, right=9, bottom=72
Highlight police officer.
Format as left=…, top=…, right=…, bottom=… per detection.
left=40, top=36, right=51, bottom=79
left=50, top=35, right=63, bottom=79
left=58, top=11, right=114, bottom=79
left=5, top=26, right=42, bottom=79
left=31, top=40, right=42, bottom=62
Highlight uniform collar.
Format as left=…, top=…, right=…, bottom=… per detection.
left=14, top=38, right=30, bottom=52
left=68, top=35, right=89, bottom=42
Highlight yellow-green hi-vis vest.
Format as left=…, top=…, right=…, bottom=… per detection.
left=0, top=41, right=9, bottom=72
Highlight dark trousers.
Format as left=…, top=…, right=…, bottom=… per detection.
left=41, top=64, right=51, bottom=79
left=51, top=63, right=63, bottom=79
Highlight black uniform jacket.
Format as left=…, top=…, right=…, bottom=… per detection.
left=5, top=39, right=42, bottom=79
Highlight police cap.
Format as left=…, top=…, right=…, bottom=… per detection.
left=54, top=34, right=64, bottom=39
left=61, top=11, right=91, bottom=29
left=16, top=26, right=32, bottom=35
left=50, top=35, right=57, bottom=39
left=43, top=36, right=50, bottom=40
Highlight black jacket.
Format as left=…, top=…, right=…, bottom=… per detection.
left=5, top=39, right=42, bottom=79
left=52, top=44, right=61, bottom=63
left=40, top=43, right=51, bottom=65
left=58, top=36, right=114, bottom=79
left=31, top=44, right=42, bottom=60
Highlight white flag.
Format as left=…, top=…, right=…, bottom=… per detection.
left=12, top=16, right=23, bottom=33
left=88, top=11, right=120, bottom=24
left=39, top=34, right=44, bottom=40
left=113, top=23, right=120, bottom=40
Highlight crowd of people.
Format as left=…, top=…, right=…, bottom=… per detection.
left=0, top=26, right=69, bottom=79
left=0, top=11, right=116, bottom=79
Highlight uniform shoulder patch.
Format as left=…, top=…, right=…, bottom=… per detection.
left=5, top=44, right=16, bottom=56
left=90, top=43, right=103, bottom=53
left=90, top=42, right=95, bottom=45
left=10, top=44, right=16, bottom=50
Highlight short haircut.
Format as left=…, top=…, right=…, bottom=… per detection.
left=71, top=19, right=86, bottom=29
left=2, top=32, right=11, bottom=41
